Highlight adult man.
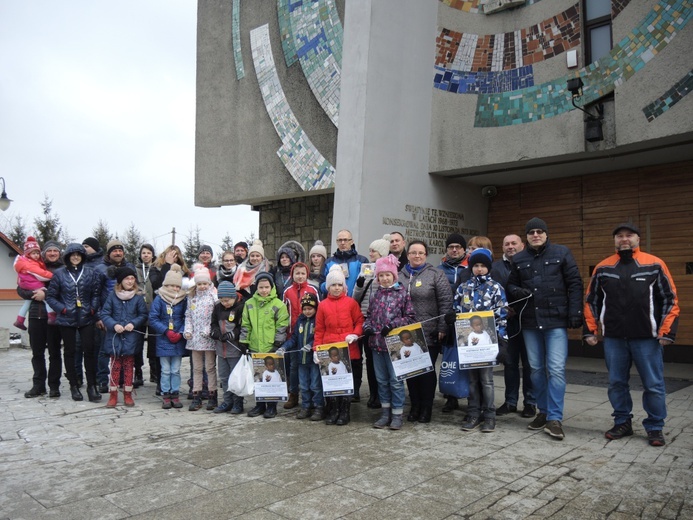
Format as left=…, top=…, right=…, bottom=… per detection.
left=389, top=231, right=408, bottom=271
left=322, top=229, right=367, bottom=297
left=233, top=241, right=248, bottom=264
left=584, top=223, right=679, bottom=447
left=507, top=218, right=583, bottom=440
left=438, top=232, right=469, bottom=413
left=491, top=234, right=536, bottom=418
left=82, top=237, right=104, bottom=269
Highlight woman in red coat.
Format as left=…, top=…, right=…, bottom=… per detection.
left=314, top=265, right=364, bottom=425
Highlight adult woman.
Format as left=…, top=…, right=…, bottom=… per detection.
left=46, top=243, right=103, bottom=402
left=468, top=236, right=493, bottom=255
left=153, top=245, right=192, bottom=292
left=233, top=239, right=270, bottom=299
left=398, top=240, right=453, bottom=422
left=215, top=250, right=237, bottom=287
left=136, top=243, right=162, bottom=388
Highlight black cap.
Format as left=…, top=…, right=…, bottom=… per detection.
left=82, top=237, right=101, bottom=252
left=116, top=266, right=137, bottom=284
left=525, top=217, right=548, bottom=235
left=612, top=222, right=640, bottom=236
left=445, top=233, right=467, bottom=249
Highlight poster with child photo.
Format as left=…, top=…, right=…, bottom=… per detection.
left=453, top=310, right=499, bottom=369
left=252, top=353, right=289, bottom=401
left=384, top=323, right=433, bottom=381
left=316, top=342, right=354, bottom=397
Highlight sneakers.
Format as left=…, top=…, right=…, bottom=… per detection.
left=544, top=420, right=565, bottom=440
left=647, top=430, right=665, bottom=447
left=605, top=420, right=633, bottom=440
left=442, top=397, right=459, bottom=413
left=495, top=403, right=517, bottom=416
left=521, top=404, right=537, bottom=418
left=460, top=415, right=482, bottom=431
left=296, top=408, right=312, bottom=420
left=310, top=407, right=325, bottom=421
left=527, top=413, right=547, bottom=430
left=213, top=401, right=232, bottom=414
left=481, top=417, right=496, bottom=433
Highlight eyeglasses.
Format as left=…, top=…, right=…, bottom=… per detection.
left=527, top=229, right=546, bottom=235
left=447, top=245, right=464, bottom=250
left=408, top=251, right=427, bottom=256
left=336, top=238, right=352, bottom=243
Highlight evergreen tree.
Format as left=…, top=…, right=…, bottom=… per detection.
left=33, top=196, right=64, bottom=245
left=7, top=215, right=28, bottom=247
left=182, top=225, right=202, bottom=267
left=91, top=220, right=113, bottom=252
left=219, top=232, right=234, bottom=261
left=122, top=223, right=143, bottom=265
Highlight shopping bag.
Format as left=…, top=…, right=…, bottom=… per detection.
left=228, top=353, right=255, bottom=396
left=438, top=346, right=469, bottom=398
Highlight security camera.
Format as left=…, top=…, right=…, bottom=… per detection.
left=481, top=186, right=497, bottom=198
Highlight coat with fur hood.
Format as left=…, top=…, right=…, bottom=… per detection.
left=314, top=292, right=364, bottom=360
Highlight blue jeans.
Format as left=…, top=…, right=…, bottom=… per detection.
left=468, top=367, right=495, bottom=419
left=285, top=351, right=300, bottom=394
left=522, top=328, right=568, bottom=421
left=372, top=350, right=405, bottom=414
left=603, top=337, right=666, bottom=431
left=160, top=356, right=182, bottom=394
left=504, top=333, right=535, bottom=407
left=218, top=355, right=241, bottom=405
left=298, top=362, right=324, bottom=408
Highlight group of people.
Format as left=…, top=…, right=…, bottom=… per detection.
left=17, top=217, right=679, bottom=446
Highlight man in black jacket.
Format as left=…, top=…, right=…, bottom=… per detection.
left=507, top=218, right=583, bottom=440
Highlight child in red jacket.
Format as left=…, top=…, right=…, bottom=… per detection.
left=314, top=265, right=364, bottom=425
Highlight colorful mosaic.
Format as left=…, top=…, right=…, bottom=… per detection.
left=613, top=0, right=633, bottom=18
left=250, top=24, right=334, bottom=190
left=643, top=69, right=693, bottom=122
left=434, top=65, right=534, bottom=93
left=277, top=0, right=298, bottom=67
left=232, top=0, right=245, bottom=80
left=474, top=0, right=692, bottom=127
left=289, top=0, right=343, bottom=127
left=438, top=0, right=542, bottom=13
left=435, top=5, right=580, bottom=73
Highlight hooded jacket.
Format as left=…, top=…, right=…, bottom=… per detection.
left=282, top=263, right=320, bottom=336
left=149, top=291, right=188, bottom=357
left=239, top=285, right=289, bottom=353
left=364, top=283, right=416, bottom=352
left=454, top=274, right=508, bottom=340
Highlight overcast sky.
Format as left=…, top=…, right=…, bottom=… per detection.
left=0, top=1, right=258, bottom=256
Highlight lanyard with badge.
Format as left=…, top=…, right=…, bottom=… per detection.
left=68, top=268, right=84, bottom=307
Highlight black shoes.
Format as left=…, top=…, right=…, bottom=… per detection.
left=460, top=415, right=482, bottom=431
left=98, top=383, right=109, bottom=394
left=527, top=413, right=547, bottom=430
left=49, top=389, right=61, bottom=398
left=647, top=430, right=665, bottom=447
left=442, top=397, right=459, bottom=413
left=418, top=406, right=432, bottom=423
left=70, top=385, right=83, bottom=401
left=247, top=403, right=266, bottom=417
left=24, top=386, right=46, bottom=398
left=87, top=385, right=102, bottom=402
left=495, top=403, right=517, bottom=416
left=521, top=404, right=537, bottom=418
left=605, top=420, right=633, bottom=440
left=263, top=403, right=277, bottom=419
left=133, top=369, right=144, bottom=388
left=366, top=396, right=381, bottom=409
left=407, top=405, right=421, bottom=422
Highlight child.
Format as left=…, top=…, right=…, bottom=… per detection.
left=399, top=330, right=424, bottom=359
left=240, top=272, right=289, bottom=419
left=278, top=293, right=322, bottom=420
left=282, top=261, right=320, bottom=409
left=184, top=267, right=218, bottom=411
left=327, top=347, right=348, bottom=375
left=307, top=240, right=327, bottom=292
left=101, top=267, right=148, bottom=407
left=362, top=254, right=416, bottom=430
left=454, top=248, right=507, bottom=433
left=149, top=264, right=188, bottom=409
left=314, top=265, right=364, bottom=426
left=233, top=240, right=270, bottom=299
left=14, top=236, right=56, bottom=330
left=210, top=281, right=246, bottom=414
left=262, top=357, right=282, bottom=382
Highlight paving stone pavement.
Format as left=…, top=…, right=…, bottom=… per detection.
left=1, top=346, right=692, bottom=519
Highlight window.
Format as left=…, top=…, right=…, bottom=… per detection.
left=583, top=0, right=612, bottom=63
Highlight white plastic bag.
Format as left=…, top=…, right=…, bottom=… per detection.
left=228, top=354, right=255, bottom=396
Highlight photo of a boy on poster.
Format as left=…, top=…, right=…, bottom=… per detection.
left=384, top=323, right=433, bottom=381
left=453, top=311, right=499, bottom=369
left=252, top=353, right=288, bottom=401
left=315, top=342, right=353, bottom=396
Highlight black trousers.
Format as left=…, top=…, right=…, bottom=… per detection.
left=61, top=324, right=97, bottom=387
left=405, top=344, right=441, bottom=407
left=28, top=319, right=63, bottom=391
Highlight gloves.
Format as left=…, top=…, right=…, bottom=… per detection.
left=313, top=351, right=319, bottom=365
left=301, top=345, right=312, bottom=352
left=239, top=343, right=248, bottom=355
left=496, top=337, right=509, bottom=365
left=444, top=311, right=457, bottom=325
left=362, top=327, right=375, bottom=338
left=221, top=332, right=233, bottom=343
left=380, top=324, right=393, bottom=337
left=514, top=288, right=532, bottom=299
left=209, top=329, right=221, bottom=340
left=271, top=341, right=282, bottom=352
left=356, top=276, right=365, bottom=288
left=165, top=331, right=182, bottom=343
left=568, top=316, right=583, bottom=329
left=345, top=334, right=358, bottom=344
left=275, top=347, right=285, bottom=355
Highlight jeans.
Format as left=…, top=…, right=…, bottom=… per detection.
left=372, top=350, right=405, bottom=414
left=504, top=333, right=535, bottom=407
left=522, top=328, right=568, bottom=421
left=285, top=351, right=299, bottom=394
left=298, top=362, right=324, bottom=408
left=160, top=356, right=182, bottom=393
left=603, top=337, right=666, bottom=431
left=468, top=367, right=495, bottom=419
left=218, top=355, right=241, bottom=405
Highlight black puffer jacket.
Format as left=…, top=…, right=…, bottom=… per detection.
left=507, top=239, right=583, bottom=330
left=45, top=243, right=101, bottom=328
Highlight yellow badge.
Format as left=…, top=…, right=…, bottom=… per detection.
left=415, top=280, right=422, bottom=287
left=299, top=325, right=304, bottom=333
left=76, top=299, right=82, bottom=308
left=190, top=304, right=196, bottom=311
left=228, top=312, right=235, bottom=321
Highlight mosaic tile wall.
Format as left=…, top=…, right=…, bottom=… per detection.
left=277, top=0, right=298, bottom=67
left=232, top=0, right=245, bottom=80
left=439, top=0, right=543, bottom=14
left=474, top=0, right=692, bottom=127
left=643, top=69, right=693, bottom=122
left=289, top=0, right=343, bottom=127
left=250, top=24, right=335, bottom=190
left=612, top=0, right=634, bottom=18
left=434, top=66, right=534, bottom=94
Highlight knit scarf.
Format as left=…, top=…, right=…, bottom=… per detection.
left=157, top=285, right=187, bottom=306
left=233, top=258, right=269, bottom=291
left=116, top=289, right=137, bottom=301
left=405, top=263, right=426, bottom=275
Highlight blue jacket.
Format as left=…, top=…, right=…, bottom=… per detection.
left=438, top=256, right=469, bottom=293
left=321, top=247, right=368, bottom=297
left=101, top=291, right=148, bottom=357
left=281, top=313, right=316, bottom=365
left=149, top=294, right=188, bottom=356
left=454, top=274, right=508, bottom=339
left=94, top=258, right=137, bottom=311
left=45, top=244, right=101, bottom=328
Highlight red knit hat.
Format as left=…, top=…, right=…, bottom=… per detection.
left=24, top=236, right=41, bottom=255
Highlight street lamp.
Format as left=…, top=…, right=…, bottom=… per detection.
left=0, top=178, right=11, bottom=211
left=567, top=77, right=604, bottom=142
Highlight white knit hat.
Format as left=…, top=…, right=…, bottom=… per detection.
left=325, top=264, right=345, bottom=287
left=163, top=264, right=183, bottom=287
left=369, top=234, right=391, bottom=259
left=248, top=239, right=265, bottom=259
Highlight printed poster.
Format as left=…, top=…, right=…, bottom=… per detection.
left=384, top=323, right=433, bottom=381
left=251, top=352, right=288, bottom=401
left=315, top=342, right=354, bottom=397
left=454, top=310, right=499, bottom=369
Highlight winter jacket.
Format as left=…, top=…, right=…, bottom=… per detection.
left=364, top=283, right=417, bottom=352
left=214, top=265, right=237, bottom=287
left=491, top=257, right=521, bottom=335
left=321, top=246, right=368, bottom=297
left=136, top=262, right=162, bottom=309
left=584, top=247, right=679, bottom=341
left=45, top=244, right=101, bottom=328
left=283, top=278, right=320, bottom=336
left=84, top=249, right=104, bottom=270
left=353, top=277, right=379, bottom=316
left=211, top=299, right=245, bottom=358
left=149, top=294, right=188, bottom=356
left=314, top=292, right=364, bottom=360
left=184, top=287, right=217, bottom=351
left=438, top=255, right=469, bottom=292
left=272, top=264, right=293, bottom=300
left=94, top=258, right=136, bottom=310
left=281, top=313, right=316, bottom=364
left=239, top=286, right=289, bottom=353
left=399, top=263, right=454, bottom=345
left=101, top=290, right=148, bottom=357
left=507, top=239, right=583, bottom=330
left=15, top=254, right=53, bottom=291
left=454, top=274, right=508, bottom=339
left=17, top=257, right=63, bottom=322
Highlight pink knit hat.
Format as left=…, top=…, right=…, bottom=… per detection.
left=375, top=254, right=399, bottom=278
left=24, top=236, right=41, bottom=255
